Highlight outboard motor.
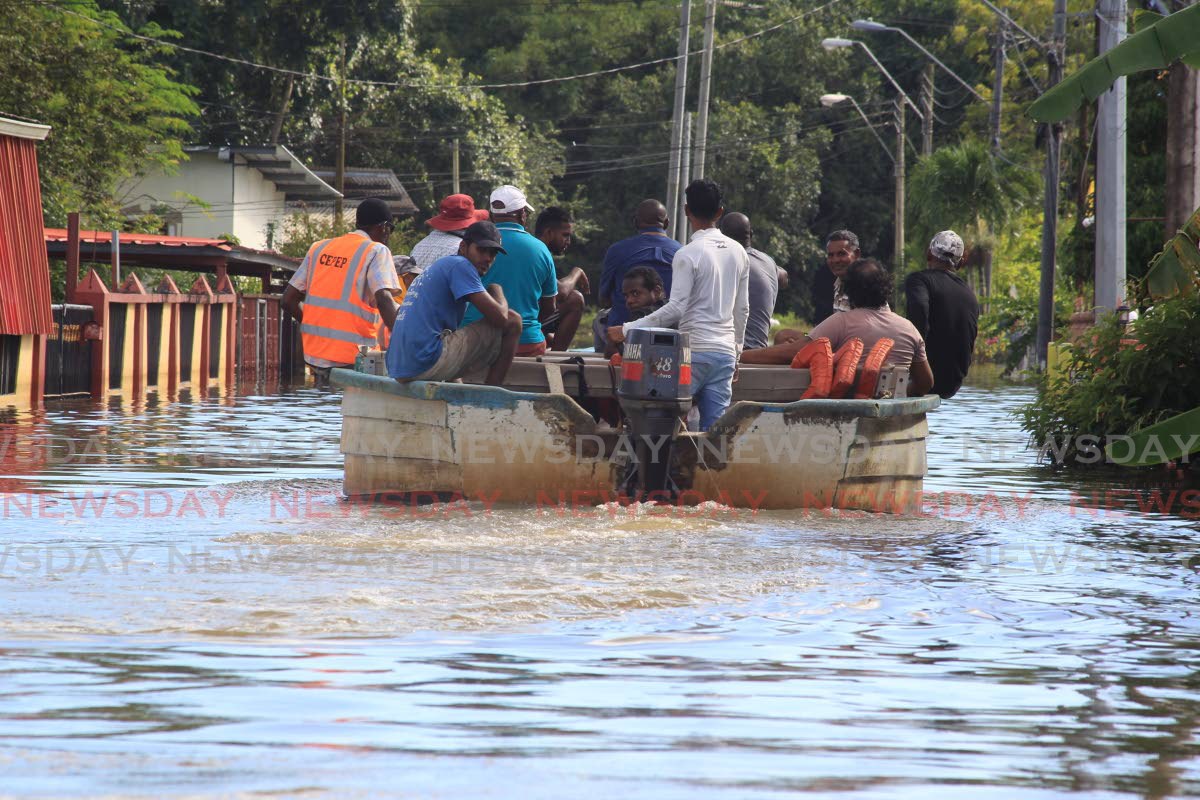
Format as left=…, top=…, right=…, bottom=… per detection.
left=616, top=327, right=692, bottom=500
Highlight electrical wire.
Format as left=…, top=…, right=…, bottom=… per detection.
left=34, top=0, right=852, bottom=92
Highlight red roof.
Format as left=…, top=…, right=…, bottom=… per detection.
left=43, top=229, right=235, bottom=250
left=0, top=134, right=52, bottom=335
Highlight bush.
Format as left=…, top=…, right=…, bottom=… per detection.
left=1019, top=293, right=1200, bottom=466
left=975, top=292, right=1074, bottom=376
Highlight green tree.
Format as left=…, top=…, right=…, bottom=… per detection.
left=0, top=0, right=199, bottom=226
left=107, top=0, right=563, bottom=218
left=907, top=138, right=1038, bottom=302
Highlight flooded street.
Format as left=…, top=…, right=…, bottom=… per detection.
left=2, top=378, right=1199, bottom=798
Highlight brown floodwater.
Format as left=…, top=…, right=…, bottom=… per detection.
left=1, top=375, right=1198, bottom=798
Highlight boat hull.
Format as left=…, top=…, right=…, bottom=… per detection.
left=334, top=370, right=939, bottom=512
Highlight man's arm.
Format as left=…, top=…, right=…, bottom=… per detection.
left=537, top=252, right=560, bottom=322
left=732, top=251, right=750, bottom=352
left=466, top=284, right=511, bottom=328
left=281, top=284, right=304, bottom=324
left=904, top=274, right=931, bottom=339
left=558, top=266, right=590, bottom=297
left=909, top=358, right=934, bottom=397
left=280, top=249, right=314, bottom=323
left=374, top=289, right=398, bottom=331
left=739, top=336, right=808, bottom=365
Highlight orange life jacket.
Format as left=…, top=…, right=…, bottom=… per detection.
left=791, top=337, right=834, bottom=399
left=854, top=338, right=895, bottom=399
left=300, top=233, right=385, bottom=364
left=830, top=337, right=865, bottom=398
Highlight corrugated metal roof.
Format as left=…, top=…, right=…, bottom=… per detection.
left=43, top=229, right=236, bottom=250
left=43, top=228, right=301, bottom=279
left=309, top=167, right=419, bottom=217
left=185, top=145, right=342, bottom=201
left=0, top=131, right=53, bottom=336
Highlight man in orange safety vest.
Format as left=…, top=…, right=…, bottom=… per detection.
left=281, top=197, right=400, bottom=385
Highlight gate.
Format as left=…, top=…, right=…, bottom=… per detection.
left=45, top=304, right=93, bottom=397
left=0, top=334, right=18, bottom=395
left=179, top=303, right=196, bottom=380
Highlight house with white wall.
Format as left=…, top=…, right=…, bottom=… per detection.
left=120, top=145, right=342, bottom=250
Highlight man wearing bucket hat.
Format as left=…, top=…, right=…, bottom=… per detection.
left=904, top=230, right=979, bottom=399
left=460, top=185, right=559, bottom=356
left=410, top=193, right=491, bottom=270
left=387, top=221, right=522, bottom=386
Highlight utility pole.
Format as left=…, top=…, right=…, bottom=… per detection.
left=269, top=75, right=294, bottom=145
left=1165, top=0, right=1200, bottom=238
left=1036, top=0, right=1068, bottom=368
left=452, top=138, right=460, bottom=194
left=335, top=38, right=347, bottom=229
left=990, top=20, right=1007, bottom=154
left=1095, top=0, right=1127, bottom=314
left=692, top=0, right=717, bottom=177
left=676, top=112, right=693, bottom=243
left=111, top=229, right=121, bottom=286
left=894, top=98, right=906, bottom=278
left=666, top=0, right=691, bottom=221
left=920, top=63, right=934, bottom=156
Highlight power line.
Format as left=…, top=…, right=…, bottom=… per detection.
left=127, top=114, right=897, bottom=215
left=36, top=0, right=852, bottom=92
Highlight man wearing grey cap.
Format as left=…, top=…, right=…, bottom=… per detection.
left=904, top=230, right=979, bottom=399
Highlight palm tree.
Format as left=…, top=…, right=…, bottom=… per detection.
left=907, top=138, right=1038, bottom=306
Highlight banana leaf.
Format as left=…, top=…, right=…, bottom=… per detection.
left=1143, top=205, right=1200, bottom=300
left=1106, top=406, right=1200, bottom=467
left=1029, top=4, right=1200, bottom=123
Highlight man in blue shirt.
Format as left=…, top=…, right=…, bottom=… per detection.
left=459, top=184, right=559, bottom=356
left=598, top=199, right=682, bottom=328
left=387, top=221, right=522, bottom=386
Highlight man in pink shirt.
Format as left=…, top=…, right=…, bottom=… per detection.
left=741, top=258, right=934, bottom=396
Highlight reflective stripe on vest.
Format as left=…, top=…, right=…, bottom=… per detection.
left=300, top=233, right=384, bottom=364
left=299, top=322, right=378, bottom=346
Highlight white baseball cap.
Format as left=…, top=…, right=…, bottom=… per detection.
left=489, top=185, right=534, bottom=215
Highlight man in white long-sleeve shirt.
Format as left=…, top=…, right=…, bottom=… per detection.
left=607, top=178, right=749, bottom=431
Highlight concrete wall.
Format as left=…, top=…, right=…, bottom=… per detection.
left=231, top=157, right=286, bottom=249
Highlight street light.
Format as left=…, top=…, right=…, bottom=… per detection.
left=851, top=19, right=986, bottom=102
left=821, top=90, right=904, bottom=296
left=819, top=37, right=923, bottom=118
left=820, top=37, right=919, bottom=275
left=819, top=93, right=894, bottom=163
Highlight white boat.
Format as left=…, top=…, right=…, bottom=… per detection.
left=332, top=355, right=939, bottom=512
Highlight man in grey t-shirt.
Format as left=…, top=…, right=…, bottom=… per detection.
left=719, top=212, right=782, bottom=350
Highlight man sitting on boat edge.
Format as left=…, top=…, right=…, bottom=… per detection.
left=460, top=184, right=560, bottom=357
left=739, top=258, right=935, bottom=397
left=386, top=221, right=522, bottom=386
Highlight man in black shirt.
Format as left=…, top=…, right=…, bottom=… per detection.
left=811, top=230, right=859, bottom=325
left=904, top=230, right=979, bottom=399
